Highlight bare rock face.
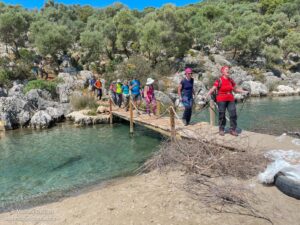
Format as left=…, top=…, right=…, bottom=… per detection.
left=8, top=83, right=24, bottom=98
left=0, top=87, right=7, bottom=97
left=272, top=85, right=299, bottom=96
left=0, top=96, right=34, bottom=129
left=241, top=81, right=268, bottom=97
left=30, top=111, right=53, bottom=129
left=96, top=106, right=109, bottom=114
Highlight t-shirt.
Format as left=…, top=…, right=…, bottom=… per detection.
left=180, top=78, right=194, bottom=98
left=94, top=80, right=102, bottom=89
left=213, top=76, right=236, bottom=102
left=122, top=85, right=129, bottom=95
left=116, top=83, right=123, bottom=94
left=130, top=79, right=141, bottom=95
left=90, top=78, right=96, bottom=86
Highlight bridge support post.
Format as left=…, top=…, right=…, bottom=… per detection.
left=156, top=100, right=160, bottom=116
left=129, top=98, right=134, bottom=135
left=109, top=98, right=113, bottom=125
left=169, top=107, right=176, bottom=141
left=0, top=120, right=5, bottom=131
left=209, top=100, right=215, bottom=126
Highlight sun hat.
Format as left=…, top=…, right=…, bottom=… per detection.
left=117, top=79, right=121, bottom=83
left=146, top=78, right=155, bottom=85
left=185, top=68, right=192, bottom=75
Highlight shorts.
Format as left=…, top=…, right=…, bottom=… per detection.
left=132, top=93, right=141, bottom=101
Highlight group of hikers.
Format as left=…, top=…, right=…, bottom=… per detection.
left=88, top=76, right=157, bottom=116
left=88, top=65, right=249, bottom=137
left=108, top=77, right=157, bottom=116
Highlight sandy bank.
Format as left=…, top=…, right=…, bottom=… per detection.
left=0, top=169, right=299, bottom=225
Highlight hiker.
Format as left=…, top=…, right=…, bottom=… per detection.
left=109, top=81, right=117, bottom=105
left=130, top=77, right=141, bottom=109
left=122, top=80, right=130, bottom=111
left=116, top=79, right=123, bottom=108
left=89, top=76, right=96, bottom=96
left=32, top=62, right=39, bottom=77
left=205, top=66, right=248, bottom=136
left=94, top=77, right=102, bottom=100
left=144, top=78, right=156, bottom=116
left=178, top=68, right=195, bottom=126
left=38, top=61, right=48, bottom=80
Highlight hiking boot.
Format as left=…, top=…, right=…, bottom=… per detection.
left=230, top=130, right=238, bottom=136
left=219, top=130, right=225, bottom=136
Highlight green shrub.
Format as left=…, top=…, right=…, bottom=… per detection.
left=24, top=79, right=62, bottom=97
left=250, top=69, right=266, bottom=83
left=86, top=109, right=97, bottom=116
left=70, top=95, right=98, bottom=110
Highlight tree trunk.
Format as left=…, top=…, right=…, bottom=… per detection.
left=13, top=42, right=20, bottom=59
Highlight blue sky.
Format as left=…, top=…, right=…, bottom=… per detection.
left=1, top=0, right=200, bottom=10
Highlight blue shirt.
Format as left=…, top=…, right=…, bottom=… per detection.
left=180, top=78, right=194, bottom=98
left=89, top=78, right=96, bottom=86
left=122, top=85, right=129, bottom=95
left=130, top=79, right=141, bottom=95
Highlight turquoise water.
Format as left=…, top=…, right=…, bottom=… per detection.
left=0, top=123, right=162, bottom=211
left=192, top=96, right=300, bottom=134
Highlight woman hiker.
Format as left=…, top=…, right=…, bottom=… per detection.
left=178, top=68, right=195, bottom=126
left=116, top=79, right=123, bottom=108
left=144, top=78, right=156, bottom=116
left=122, top=80, right=130, bottom=111
left=94, top=77, right=102, bottom=100
left=205, top=66, right=248, bottom=136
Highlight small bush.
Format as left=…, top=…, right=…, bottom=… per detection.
left=251, top=69, right=266, bottom=83
left=86, top=109, right=97, bottom=116
left=24, top=79, right=62, bottom=97
left=70, top=95, right=98, bottom=110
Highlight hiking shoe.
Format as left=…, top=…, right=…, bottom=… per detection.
left=182, top=119, right=187, bottom=126
left=230, top=130, right=238, bottom=136
left=219, top=130, right=225, bottom=136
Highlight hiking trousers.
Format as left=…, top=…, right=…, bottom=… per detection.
left=182, top=96, right=193, bottom=124
left=217, top=101, right=237, bottom=131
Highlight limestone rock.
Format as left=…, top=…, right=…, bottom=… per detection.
left=66, top=110, right=109, bottom=126
left=272, top=85, right=298, bottom=96
left=97, top=106, right=109, bottom=114
left=46, top=107, right=65, bottom=122
left=30, top=111, right=53, bottom=129
left=154, top=91, right=173, bottom=105
left=8, top=83, right=24, bottom=98
left=0, top=96, right=34, bottom=129
left=241, top=81, right=268, bottom=96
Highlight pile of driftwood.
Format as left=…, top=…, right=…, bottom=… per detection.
left=141, top=139, right=273, bottom=224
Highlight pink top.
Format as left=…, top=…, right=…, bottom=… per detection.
left=145, top=85, right=155, bottom=101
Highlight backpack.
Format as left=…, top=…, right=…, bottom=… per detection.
left=211, top=77, right=234, bottom=102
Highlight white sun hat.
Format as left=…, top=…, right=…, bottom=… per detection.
left=117, top=79, right=121, bottom=83
left=146, top=78, right=155, bottom=85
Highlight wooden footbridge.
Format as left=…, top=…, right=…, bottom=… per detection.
left=108, top=99, right=300, bottom=153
